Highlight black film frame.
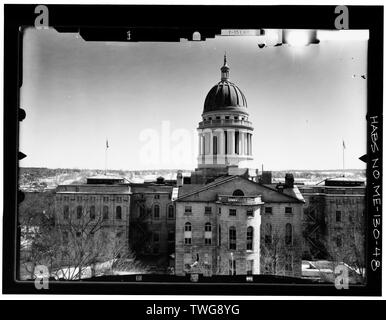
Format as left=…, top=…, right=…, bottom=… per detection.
left=3, top=4, right=383, bottom=295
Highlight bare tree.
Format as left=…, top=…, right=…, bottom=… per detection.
left=19, top=191, right=57, bottom=280
left=19, top=192, right=148, bottom=280
left=260, top=226, right=298, bottom=276
left=54, top=212, right=127, bottom=280
left=307, top=211, right=366, bottom=284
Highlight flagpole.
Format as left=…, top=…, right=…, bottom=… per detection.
left=342, top=140, right=345, bottom=177
left=105, top=139, right=108, bottom=175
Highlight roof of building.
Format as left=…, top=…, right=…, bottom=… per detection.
left=203, top=81, right=248, bottom=114
left=264, top=183, right=305, bottom=203
left=203, top=56, right=248, bottom=114
left=177, top=175, right=305, bottom=203
left=86, top=174, right=123, bottom=180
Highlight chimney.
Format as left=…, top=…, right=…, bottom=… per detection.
left=285, top=173, right=294, bottom=188
left=156, top=176, right=165, bottom=184
left=177, top=170, right=183, bottom=187
left=260, top=171, right=272, bottom=184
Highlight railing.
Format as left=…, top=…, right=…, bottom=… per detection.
left=217, top=195, right=263, bottom=205
left=198, top=119, right=253, bottom=129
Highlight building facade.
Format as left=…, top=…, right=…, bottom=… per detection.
left=54, top=176, right=132, bottom=266
left=175, top=57, right=305, bottom=277
left=299, top=179, right=366, bottom=266
left=129, top=182, right=176, bottom=270
left=54, top=175, right=176, bottom=272
left=53, top=56, right=365, bottom=279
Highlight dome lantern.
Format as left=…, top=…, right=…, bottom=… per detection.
left=221, top=53, right=230, bottom=81
left=203, top=55, right=248, bottom=114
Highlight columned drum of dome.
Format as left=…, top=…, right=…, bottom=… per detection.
left=197, top=55, right=254, bottom=170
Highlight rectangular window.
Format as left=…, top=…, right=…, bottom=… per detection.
left=205, top=238, right=212, bottom=245
left=336, top=210, right=342, bottom=222
left=77, top=196, right=82, bottom=202
left=246, top=260, right=254, bottom=275
left=246, top=209, right=254, bottom=217
left=168, top=206, right=174, bottom=219
left=184, top=237, right=192, bottom=245
left=117, top=196, right=122, bottom=203
left=185, top=206, right=192, bottom=214
left=229, top=228, right=236, bottom=250
left=285, top=207, right=293, bottom=214
left=218, top=207, right=222, bottom=215
left=246, top=227, right=253, bottom=250
left=154, top=194, right=160, bottom=199
left=205, top=206, right=212, bottom=214
left=103, top=196, right=109, bottom=202
left=229, top=209, right=237, bottom=216
left=265, top=207, right=272, bottom=214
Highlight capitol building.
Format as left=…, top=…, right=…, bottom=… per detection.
left=54, top=56, right=364, bottom=279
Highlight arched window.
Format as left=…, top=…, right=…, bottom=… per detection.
left=103, top=206, right=109, bottom=220
left=76, top=205, right=82, bottom=219
left=246, top=226, right=253, bottom=250
left=229, top=226, right=236, bottom=250
left=153, top=205, right=160, bottom=220
left=285, top=223, right=293, bottom=245
left=232, top=189, right=244, bottom=196
left=184, top=222, right=192, bottom=245
left=63, top=205, right=69, bottom=220
left=265, top=223, right=272, bottom=244
left=90, top=205, right=96, bottom=220
left=168, top=205, right=174, bottom=219
left=116, top=206, right=122, bottom=220
left=192, top=31, right=201, bottom=41
left=205, top=223, right=212, bottom=245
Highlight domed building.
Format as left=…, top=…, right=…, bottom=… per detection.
left=193, top=55, right=254, bottom=183
left=175, top=56, right=305, bottom=277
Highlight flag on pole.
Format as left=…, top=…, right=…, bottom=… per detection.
left=343, top=140, right=346, bottom=149
left=106, top=139, right=109, bottom=149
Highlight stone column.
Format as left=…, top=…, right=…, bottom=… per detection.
left=240, top=130, right=244, bottom=155
left=244, top=132, right=248, bottom=155
left=250, top=133, right=253, bottom=156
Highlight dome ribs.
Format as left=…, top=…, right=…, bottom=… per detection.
left=203, top=81, right=248, bottom=112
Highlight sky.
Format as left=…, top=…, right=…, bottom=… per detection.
left=19, top=28, right=368, bottom=171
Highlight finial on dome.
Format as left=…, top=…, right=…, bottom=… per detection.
left=221, top=53, right=230, bottom=81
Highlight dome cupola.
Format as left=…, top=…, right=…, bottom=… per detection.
left=203, top=54, right=248, bottom=114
